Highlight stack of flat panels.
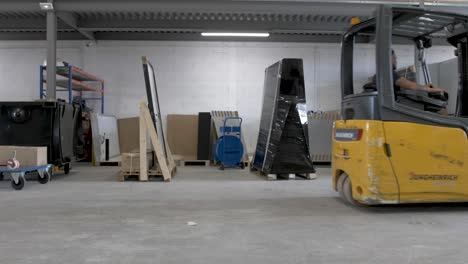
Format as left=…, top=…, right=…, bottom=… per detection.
left=197, top=112, right=212, bottom=161
left=90, top=114, right=121, bottom=163
left=166, top=114, right=199, bottom=160
left=252, top=59, right=315, bottom=174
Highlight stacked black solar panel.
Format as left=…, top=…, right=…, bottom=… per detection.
left=252, top=58, right=315, bottom=175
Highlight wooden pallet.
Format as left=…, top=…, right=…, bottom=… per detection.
left=120, top=174, right=164, bottom=181
left=179, top=160, right=210, bottom=167
left=118, top=167, right=174, bottom=182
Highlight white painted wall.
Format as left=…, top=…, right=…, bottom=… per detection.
left=0, top=42, right=82, bottom=102
left=0, top=40, right=456, bottom=153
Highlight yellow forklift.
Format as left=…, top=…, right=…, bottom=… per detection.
left=333, top=6, right=468, bottom=205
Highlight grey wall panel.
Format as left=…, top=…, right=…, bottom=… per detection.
left=308, top=110, right=340, bottom=162
left=429, top=58, right=458, bottom=115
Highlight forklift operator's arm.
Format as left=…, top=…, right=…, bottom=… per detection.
left=395, top=77, right=446, bottom=94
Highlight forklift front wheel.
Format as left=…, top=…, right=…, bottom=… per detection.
left=342, top=176, right=361, bottom=206
left=337, top=173, right=347, bottom=198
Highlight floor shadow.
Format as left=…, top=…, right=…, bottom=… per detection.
left=333, top=196, right=468, bottom=213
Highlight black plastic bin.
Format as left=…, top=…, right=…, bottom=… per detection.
left=0, top=100, right=81, bottom=173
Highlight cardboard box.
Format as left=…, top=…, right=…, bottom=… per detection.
left=0, top=146, right=47, bottom=167
left=117, top=117, right=140, bottom=153
left=167, top=114, right=198, bottom=160
left=120, top=152, right=153, bottom=173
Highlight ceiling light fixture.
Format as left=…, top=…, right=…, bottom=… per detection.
left=201, top=32, right=270, bottom=37
left=39, top=2, right=54, bottom=11
left=419, top=16, right=434, bottom=22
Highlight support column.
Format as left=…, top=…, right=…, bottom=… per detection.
left=46, top=0, right=57, bottom=100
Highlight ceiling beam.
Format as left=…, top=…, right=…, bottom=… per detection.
left=0, top=16, right=73, bottom=30
left=0, top=1, right=375, bottom=16
left=79, top=19, right=350, bottom=34
left=47, top=1, right=468, bottom=14
left=55, top=1, right=375, bottom=16
left=0, top=31, right=344, bottom=43
left=0, top=1, right=467, bottom=16
left=0, top=0, right=462, bottom=43
left=0, top=32, right=86, bottom=40
left=93, top=31, right=347, bottom=42
left=0, top=30, right=452, bottom=44
left=57, top=11, right=95, bottom=41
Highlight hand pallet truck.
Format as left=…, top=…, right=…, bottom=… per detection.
left=0, top=164, right=52, bottom=190
left=214, top=117, right=244, bottom=170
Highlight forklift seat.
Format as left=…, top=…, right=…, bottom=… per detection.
left=362, top=83, right=377, bottom=92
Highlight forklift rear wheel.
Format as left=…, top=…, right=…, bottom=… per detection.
left=220, top=164, right=225, bottom=170
left=0, top=172, right=3, bottom=181
left=11, top=177, right=24, bottom=190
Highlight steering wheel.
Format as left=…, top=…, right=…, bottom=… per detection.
left=428, top=91, right=449, bottom=101
left=362, top=83, right=377, bottom=92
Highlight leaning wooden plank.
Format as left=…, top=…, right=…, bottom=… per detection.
left=140, top=102, right=171, bottom=181
left=139, top=112, right=148, bottom=181
left=165, top=140, right=176, bottom=174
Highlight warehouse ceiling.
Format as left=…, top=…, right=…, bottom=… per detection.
left=0, top=0, right=468, bottom=42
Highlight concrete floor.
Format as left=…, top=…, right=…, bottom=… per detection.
left=1, top=165, right=468, bottom=264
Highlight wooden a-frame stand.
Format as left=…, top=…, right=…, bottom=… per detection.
left=139, top=101, right=176, bottom=182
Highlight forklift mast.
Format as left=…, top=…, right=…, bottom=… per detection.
left=415, top=38, right=432, bottom=85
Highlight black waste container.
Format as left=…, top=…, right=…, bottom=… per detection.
left=0, top=100, right=81, bottom=173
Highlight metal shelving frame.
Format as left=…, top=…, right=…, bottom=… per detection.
left=40, top=65, right=105, bottom=113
